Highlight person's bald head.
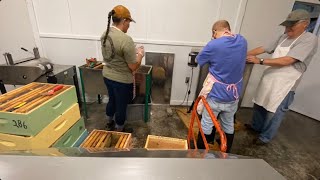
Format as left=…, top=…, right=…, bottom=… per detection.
left=212, top=20, right=231, bottom=31
left=212, top=20, right=232, bottom=39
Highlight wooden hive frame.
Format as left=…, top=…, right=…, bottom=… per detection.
left=0, top=82, right=78, bottom=136
left=0, top=83, right=71, bottom=113
left=80, top=129, right=132, bottom=153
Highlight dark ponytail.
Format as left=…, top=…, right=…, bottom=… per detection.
left=103, top=10, right=115, bottom=47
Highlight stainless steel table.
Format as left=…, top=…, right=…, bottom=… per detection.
left=78, top=65, right=152, bottom=122
left=0, top=148, right=285, bottom=180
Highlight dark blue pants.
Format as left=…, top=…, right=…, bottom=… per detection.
left=104, top=78, right=133, bottom=128
left=252, top=91, right=295, bottom=143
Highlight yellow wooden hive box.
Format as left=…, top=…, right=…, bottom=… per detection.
left=145, top=135, right=188, bottom=150
left=0, top=103, right=80, bottom=151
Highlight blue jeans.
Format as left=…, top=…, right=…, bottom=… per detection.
left=104, top=78, right=133, bottom=129
left=201, top=97, right=239, bottom=134
left=252, top=91, right=295, bottom=143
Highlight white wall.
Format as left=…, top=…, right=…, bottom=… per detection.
left=33, top=0, right=218, bottom=44
left=290, top=38, right=320, bottom=120
left=0, top=0, right=40, bottom=93
left=28, top=0, right=247, bottom=105
left=0, top=0, right=36, bottom=64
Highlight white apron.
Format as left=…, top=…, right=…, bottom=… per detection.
left=253, top=33, right=304, bottom=113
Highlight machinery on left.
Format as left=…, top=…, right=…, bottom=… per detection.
left=0, top=47, right=81, bottom=107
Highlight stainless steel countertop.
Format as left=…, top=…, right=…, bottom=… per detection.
left=0, top=148, right=285, bottom=180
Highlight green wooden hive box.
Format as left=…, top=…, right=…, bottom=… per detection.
left=0, top=83, right=78, bottom=136
left=52, top=117, right=86, bottom=148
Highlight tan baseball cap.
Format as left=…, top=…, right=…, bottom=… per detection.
left=280, top=9, right=310, bottom=27
left=113, top=5, right=136, bottom=23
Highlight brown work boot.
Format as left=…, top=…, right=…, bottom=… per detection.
left=116, top=127, right=133, bottom=133
left=105, top=121, right=115, bottom=131
left=244, top=123, right=260, bottom=134
left=216, top=133, right=234, bottom=153
left=253, top=138, right=267, bottom=146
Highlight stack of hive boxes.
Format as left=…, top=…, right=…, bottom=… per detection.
left=0, top=82, right=87, bottom=151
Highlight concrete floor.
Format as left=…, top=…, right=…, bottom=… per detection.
left=84, top=103, right=320, bottom=180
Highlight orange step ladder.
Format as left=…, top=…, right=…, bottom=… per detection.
left=187, top=96, right=227, bottom=152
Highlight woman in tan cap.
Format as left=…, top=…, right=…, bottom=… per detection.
left=101, top=5, right=144, bottom=132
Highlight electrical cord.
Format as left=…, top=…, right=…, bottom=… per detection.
left=186, top=67, right=194, bottom=110
left=179, top=67, right=194, bottom=106
left=179, top=79, right=189, bottom=106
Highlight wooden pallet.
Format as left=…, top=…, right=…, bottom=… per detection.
left=145, top=135, right=188, bottom=150
left=80, top=130, right=131, bottom=152
left=175, top=107, right=245, bottom=132
left=175, top=108, right=198, bottom=136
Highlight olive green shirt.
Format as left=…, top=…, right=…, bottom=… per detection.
left=101, top=27, right=136, bottom=84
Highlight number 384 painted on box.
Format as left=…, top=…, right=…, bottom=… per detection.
left=12, top=120, right=28, bottom=129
